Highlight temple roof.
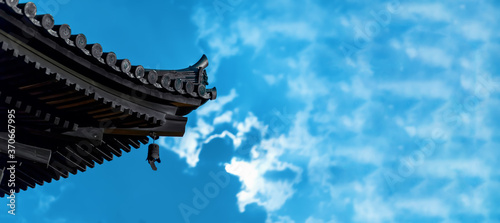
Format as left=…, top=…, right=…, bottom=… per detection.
left=0, top=1, right=216, bottom=196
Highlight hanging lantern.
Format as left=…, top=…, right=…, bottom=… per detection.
left=146, top=143, right=161, bottom=171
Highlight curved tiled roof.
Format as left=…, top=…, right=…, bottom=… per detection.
left=0, top=0, right=217, bottom=102
left=0, top=1, right=218, bottom=196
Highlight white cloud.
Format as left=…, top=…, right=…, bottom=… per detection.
left=263, top=74, right=284, bottom=85
left=208, top=34, right=239, bottom=57
left=340, top=76, right=372, bottom=100
left=401, top=3, right=453, bottom=22
left=205, top=112, right=269, bottom=148
left=307, top=150, right=335, bottom=185
left=38, top=194, right=56, bottom=212
left=348, top=55, right=374, bottom=77
left=191, top=7, right=239, bottom=76
left=222, top=112, right=303, bottom=212
left=35, top=184, right=72, bottom=214
left=226, top=157, right=302, bottom=212
left=267, top=21, right=318, bottom=41
left=333, top=146, right=384, bottom=166
left=159, top=89, right=239, bottom=167
left=460, top=73, right=476, bottom=90
left=197, top=118, right=214, bottom=137
left=196, top=88, right=238, bottom=117
left=165, top=130, right=202, bottom=167
left=186, top=1, right=500, bottom=222
left=377, top=80, right=453, bottom=99
left=204, top=130, right=241, bottom=148
left=305, top=217, right=324, bottom=223
left=164, top=110, right=257, bottom=167
left=353, top=198, right=394, bottom=223
left=189, top=13, right=337, bottom=218
left=390, top=39, right=401, bottom=50
left=405, top=47, right=417, bottom=59
left=269, top=215, right=296, bottom=223
left=340, top=115, right=365, bottom=133
left=206, top=108, right=317, bottom=214
left=395, top=198, right=450, bottom=218
left=460, top=192, right=486, bottom=216
left=207, top=33, right=240, bottom=74
left=234, top=113, right=266, bottom=136
left=404, top=126, right=417, bottom=137
left=191, top=6, right=220, bottom=41
left=213, top=110, right=233, bottom=125
left=417, top=159, right=491, bottom=179
left=235, top=19, right=266, bottom=51
left=285, top=55, right=330, bottom=101
left=405, top=46, right=453, bottom=68
left=305, top=216, right=338, bottom=223
left=351, top=175, right=395, bottom=223
left=460, top=22, right=492, bottom=41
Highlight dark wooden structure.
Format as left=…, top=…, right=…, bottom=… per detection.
left=0, top=1, right=216, bottom=197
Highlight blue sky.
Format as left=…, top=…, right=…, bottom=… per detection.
left=2, top=0, right=500, bottom=222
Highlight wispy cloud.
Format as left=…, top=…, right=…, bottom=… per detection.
left=181, top=0, right=500, bottom=222
left=196, top=89, right=238, bottom=117
left=159, top=89, right=237, bottom=167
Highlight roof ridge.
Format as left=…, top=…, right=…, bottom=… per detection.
left=0, top=1, right=217, bottom=101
